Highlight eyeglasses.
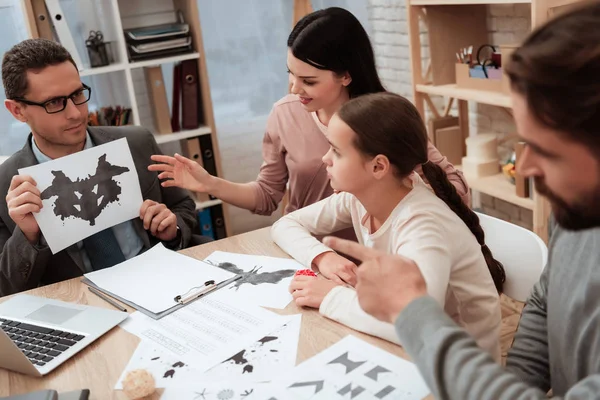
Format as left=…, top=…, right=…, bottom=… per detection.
left=14, top=84, right=92, bottom=114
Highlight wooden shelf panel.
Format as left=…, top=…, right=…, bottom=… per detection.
left=410, top=0, right=530, bottom=5
left=80, top=63, right=127, bottom=77
left=457, top=166, right=535, bottom=210
left=79, top=53, right=201, bottom=77
left=416, top=84, right=512, bottom=108
left=154, top=126, right=211, bottom=145
left=129, top=52, right=200, bottom=69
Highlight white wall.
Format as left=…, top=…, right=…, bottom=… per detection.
left=205, top=0, right=371, bottom=235
left=0, top=0, right=31, bottom=156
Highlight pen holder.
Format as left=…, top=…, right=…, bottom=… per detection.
left=86, top=42, right=112, bottom=68
left=455, top=63, right=503, bottom=92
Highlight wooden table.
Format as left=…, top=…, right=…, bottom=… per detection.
left=0, top=227, right=421, bottom=399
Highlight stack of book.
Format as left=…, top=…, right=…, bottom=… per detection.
left=124, top=22, right=192, bottom=61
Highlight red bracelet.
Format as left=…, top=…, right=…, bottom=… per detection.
left=295, top=269, right=317, bottom=277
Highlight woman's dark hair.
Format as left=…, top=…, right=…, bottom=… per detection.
left=338, top=92, right=505, bottom=293
left=505, top=0, right=600, bottom=150
left=288, top=7, right=386, bottom=98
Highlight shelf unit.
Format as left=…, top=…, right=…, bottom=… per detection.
left=406, top=0, right=582, bottom=243
left=79, top=52, right=201, bottom=78
left=22, top=0, right=231, bottom=238
left=456, top=165, right=534, bottom=210
left=415, top=84, right=512, bottom=108
left=411, top=0, right=532, bottom=5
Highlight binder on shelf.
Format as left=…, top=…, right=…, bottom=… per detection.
left=171, top=62, right=182, bottom=132
left=183, top=138, right=210, bottom=203
left=211, top=204, right=227, bottom=240
left=144, top=66, right=172, bottom=134
left=198, top=208, right=215, bottom=239
left=514, top=142, right=530, bottom=198
left=198, top=135, right=217, bottom=175
left=44, top=0, right=83, bottom=70
left=198, top=134, right=218, bottom=200
left=181, top=59, right=204, bottom=130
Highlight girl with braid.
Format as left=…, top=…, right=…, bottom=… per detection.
left=272, top=92, right=504, bottom=361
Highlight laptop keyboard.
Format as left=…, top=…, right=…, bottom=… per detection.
left=0, top=317, right=85, bottom=367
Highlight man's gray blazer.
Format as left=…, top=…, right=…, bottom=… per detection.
left=0, top=126, right=197, bottom=296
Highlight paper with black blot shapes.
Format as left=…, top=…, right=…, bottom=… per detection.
left=204, top=251, right=304, bottom=309
left=200, top=314, right=302, bottom=383
left=116, top=314, right=298, bottom=390
left=160, top=382, right=271, bottom=400
left=261, top=335, right=431, bottom=399
left=115, top=341, right=199, bottom=390
left=18, top=138, right=143, bottom=253
left=119, top=296, right=286, bottom=377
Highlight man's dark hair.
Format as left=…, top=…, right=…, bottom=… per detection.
left=1, top=38, right=77, bottom=100
left=505, top=0, right=600, bottom=149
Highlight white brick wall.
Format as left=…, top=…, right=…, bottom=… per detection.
left=368, top=0, right=414, bottom=98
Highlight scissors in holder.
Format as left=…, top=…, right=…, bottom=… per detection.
left=476, top=44, right=501, bottom=78
left=86, top=30, right=104, bottom=47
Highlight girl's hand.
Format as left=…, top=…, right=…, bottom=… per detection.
left=289, top=275, right=339, bottom=308
left=312, top=251, right=358, bottom=286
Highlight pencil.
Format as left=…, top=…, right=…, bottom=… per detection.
left=88, top=286, right=127, bottom=312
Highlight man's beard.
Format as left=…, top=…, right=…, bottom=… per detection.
left=535, top=177, right=600, bottom=230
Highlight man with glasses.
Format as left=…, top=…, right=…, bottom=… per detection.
left=0, top=38, right=198, bottom=296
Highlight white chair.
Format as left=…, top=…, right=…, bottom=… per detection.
left=476, top=211, right=548, bottom=302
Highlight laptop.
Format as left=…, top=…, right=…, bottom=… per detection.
left=0, top=294, right=128, bottom=377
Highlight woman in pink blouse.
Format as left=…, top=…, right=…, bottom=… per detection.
left=149, top=7, right=469, bottom=216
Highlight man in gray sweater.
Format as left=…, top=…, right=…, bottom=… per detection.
left=323, top=2, right=600, bottom=399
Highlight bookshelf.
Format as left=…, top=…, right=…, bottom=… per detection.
left=79, top=52, right=201, bottom=78
left=406, top=0, right=582, bottom=243
left=22, top=0, right=230, bottom=238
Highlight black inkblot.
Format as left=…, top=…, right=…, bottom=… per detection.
left=207, top=261, right=295, bottom=290
left=163, top=369, right=175, bottom=378
left=258, top=336, right=277, bottom=345
left=173, top=361, right=184, bottom=368
left=327, top=352, right=366, bottom=374
left=224, top=349, right=248, bottom=365
left=40, top=154, right=129, bottom=226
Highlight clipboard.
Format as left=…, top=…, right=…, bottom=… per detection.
left=82, top=243, right=241, bottom=320
left=81, top=274, right=241, bottom=320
